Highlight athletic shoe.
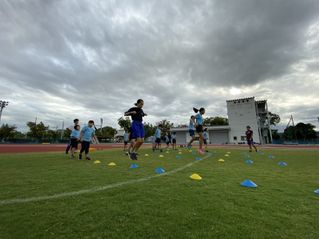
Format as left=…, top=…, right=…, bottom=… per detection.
left=198, top=149, right=205, bottom=155
left=78, top=154, right=82, bottom=160
left=86, top=156, right=91, bottom=160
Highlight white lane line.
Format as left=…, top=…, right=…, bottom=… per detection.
left=0, top=153, right=211, bottom=205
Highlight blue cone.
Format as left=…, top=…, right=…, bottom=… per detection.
left=278, top=162, right=287, bottom=167
left=268, top=155, right=275, bottom=159
left=176, top=155, right=182, bottom=159
left=130, top=163, right=139, bottom=169
left=314, top=189, right=319, bottom=195
left=240, top=179, right=257, bottom=188
left=245, top=160, right=254, bottom=164
left=155, top=167, right=165, bottom=174
left=195, top=157, right=202, bottom=161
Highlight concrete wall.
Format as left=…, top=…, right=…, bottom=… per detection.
left=227, top=98, right=260, bottom=144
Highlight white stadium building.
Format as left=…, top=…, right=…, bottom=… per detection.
left=170, top=97, right=273, bottom=145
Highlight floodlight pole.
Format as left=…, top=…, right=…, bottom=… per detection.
left=0, top=101, right=9, bottom=124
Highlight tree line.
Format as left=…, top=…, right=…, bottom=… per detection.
left=0, top=112, right=317, bottom=143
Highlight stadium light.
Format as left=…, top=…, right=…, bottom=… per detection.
left=0, top=100, right=9, bottom=124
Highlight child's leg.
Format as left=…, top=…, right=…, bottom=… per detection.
left=85, top=142, right=91, bottom=159
left=133, top=138, right=144, bottom=152
left=199, top=133, right=204, bottom=150
left=79, top=142, right=85, bottom=159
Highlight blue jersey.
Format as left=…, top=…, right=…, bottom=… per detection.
left=70, top=129, right=80, bottom=138
left=189, top=119, right=195, bottom=130
left=155, top=128, right=161, bottom=138
left=123, top=132, right=129, bottom=141
left=81, top=126, right=95, bottom=142
left=195, top=113, right=203, bottom=125
left=203, top=132, right=209, bottom=140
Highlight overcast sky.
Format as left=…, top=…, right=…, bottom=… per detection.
left=0, top=0, right=318, bottom=132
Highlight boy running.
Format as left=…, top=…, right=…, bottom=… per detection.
left=65, top=118, right=79, bottom=154
left=187, top=116, right=196, bottom=148
left=70, top=125, right=81, bottom=159
left=246, top=125, right=258, bottom=152
left=79, top=120, right=99, bottom=160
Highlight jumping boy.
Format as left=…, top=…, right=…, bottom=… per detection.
left=79, top=120, right=99, bottom=160
left=124, top=99, right=147, bottom=160
left=193, top=107, right=206, bottom=155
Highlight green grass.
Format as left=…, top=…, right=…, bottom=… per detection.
left=0, top=147, right=318, bottom=239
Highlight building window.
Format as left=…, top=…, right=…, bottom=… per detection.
left=241, top=136, right=246, bottom=141
left=233, top=136, right=237, bottom=140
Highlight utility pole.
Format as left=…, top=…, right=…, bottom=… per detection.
left=0, top=100, right=9, bottom=124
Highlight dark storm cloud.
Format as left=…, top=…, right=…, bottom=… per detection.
left=0, top=0, right=318, bottom=130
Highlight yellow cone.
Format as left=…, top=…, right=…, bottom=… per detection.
left=224, top=154, right=229, bottom=157
left=94, top=160, right=101, bottom=164
left=178, top=152, right=182, bottom=154
left=166, top=151, right=170, bottom=154
left=227, top=151, right=231, bottom=154
left=190, top=173, right=202, bottom=180
left=145, top=154, right=149, bottom=157
left=159, top=155, right=164, bottom=158
left=189, top=150, right=192, bottom=153
left=90, top=148, right=97, bottom=152
left=218, top=159, right=225, bottom=162
left=108, top=162, right=116, bottom=166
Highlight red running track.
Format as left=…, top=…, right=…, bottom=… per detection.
left=0, top=143, right=317, bottom=154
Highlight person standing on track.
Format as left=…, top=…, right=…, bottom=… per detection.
left=246, top=125, right=258, bottom=152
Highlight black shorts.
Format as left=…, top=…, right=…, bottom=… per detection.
left=80, top=141, right=91, bottom=154
left=196, top=125, right=203, bottom=133
left=124, top=141, right=128, bottom=145
left=70, top=138, right=79, bottom=149
left=172, top=139, right=176, bottom=144
left=204, top=139, right=208, bottom=145
left=155, top=138, right=161, bottom=144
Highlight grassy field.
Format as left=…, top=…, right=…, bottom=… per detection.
left=0, top=146, right=318, bottom=239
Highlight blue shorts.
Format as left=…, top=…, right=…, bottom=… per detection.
left=131, top=121, right=145, bottom=139
left=189, top=129, right=195, bottom=137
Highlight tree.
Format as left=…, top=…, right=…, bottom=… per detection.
left=283, top=122, right=317, bottom=141
left=0, top=124, right=17, bottom=141
left=157, top=119, right=173, bottom=136
left=144, top=123, right=156, bottom=138
left=269, top=112, right=280, bottom=126
left=26, top=121, right=49, bottom=141
left=96, top=126, right=117, bottom=141
left=118, top=117, right=131, bottom=131
left=203, top=117, right=228, bottom=126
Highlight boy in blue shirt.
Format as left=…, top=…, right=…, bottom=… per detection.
left=70, top=125, right=81, bottom=159
left=153, top=124, right=162, bottom=152
left=79, top=120, right=99, bottom=160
